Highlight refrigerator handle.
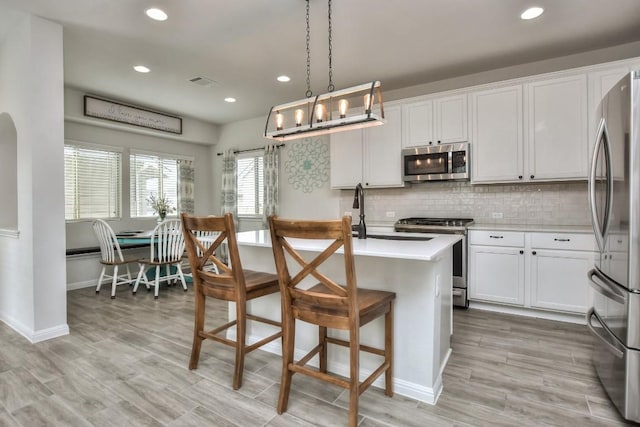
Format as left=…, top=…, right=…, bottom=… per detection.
left=586, top=308, right=624, bottom=359
left=588, top=268, right=626, bottom=304
left=588, top=118, right=613, bottom=253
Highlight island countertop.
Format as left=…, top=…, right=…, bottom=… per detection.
left=236, top=229, right=462, bottom=261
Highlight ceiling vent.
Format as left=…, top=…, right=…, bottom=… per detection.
left=188, top=76, right=218, bottom=88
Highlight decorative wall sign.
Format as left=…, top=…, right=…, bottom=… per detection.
left=285, top=137, right=330, bottom=193
left=84, top=95, right=182, bottom=134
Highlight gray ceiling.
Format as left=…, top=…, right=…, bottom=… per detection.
left=1, top=0, right=640, bottom=125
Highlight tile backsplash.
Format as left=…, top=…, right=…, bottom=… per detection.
left=340, top=181, right=591, bottom=226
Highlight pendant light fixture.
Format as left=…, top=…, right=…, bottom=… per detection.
left=264, top=0, right=384, bottom=141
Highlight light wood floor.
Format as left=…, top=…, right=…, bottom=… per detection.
left=0, top=283, right=633, bottom=426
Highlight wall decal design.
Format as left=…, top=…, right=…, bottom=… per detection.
left=285, top=137, right=330, bottom=193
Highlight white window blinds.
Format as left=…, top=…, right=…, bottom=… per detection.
left=64, top=145, right=121, bottom=220
left=130, top=152, right=179, bottom=217
left=237, top=155, right=264, bottom=216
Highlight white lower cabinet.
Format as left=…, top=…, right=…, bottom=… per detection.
left=468, top=229, right=596, bottom=316
left=469, top=245, right=525, bottom=305
left=529, top=249, right=594, bottom=313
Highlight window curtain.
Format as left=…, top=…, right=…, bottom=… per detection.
left=178, top=159, right=195, bottom=214
left=262, top=144, right=279, bottom=228
left=220, top=149, right=238, bottom=223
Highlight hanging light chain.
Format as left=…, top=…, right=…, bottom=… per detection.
left=327, top=0, right=334, bottom=92
left=305, top=0, right=312, bottom=98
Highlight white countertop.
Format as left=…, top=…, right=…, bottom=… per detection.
left=468, top=223, right=594, bottom=233
left=236, top=229, right=462, bottom=261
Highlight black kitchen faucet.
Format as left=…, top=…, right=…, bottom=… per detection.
left=352, top=183, right=366, bottom=239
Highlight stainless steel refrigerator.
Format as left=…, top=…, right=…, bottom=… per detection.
left=587, top=69, right=640, bottom=423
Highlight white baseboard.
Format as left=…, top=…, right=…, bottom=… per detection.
left=468, top=301, right=587, bottom=324
left=67, top=279, right=97, bottom=291
left=231, top=331, right=442, bottom=405
left=0, top=313, right=69, bottom=343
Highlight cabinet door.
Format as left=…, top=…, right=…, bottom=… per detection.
left=364, top=105, right=403, bottom=187
left=470, top=85, right=523, bottom=183
left=402, top=99, right=433, bottom=148
left=468, top=245, right=525, bottom=305
left=330, top=130, right=363, bottom=189
left=435, top=94, right=467, bottom=144
left=530, top=249, right=595, bottom=313
left=526, top=74, right=588, bottom=180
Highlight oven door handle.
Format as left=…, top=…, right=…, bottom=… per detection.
left=586, top=308, right=624, bottom=359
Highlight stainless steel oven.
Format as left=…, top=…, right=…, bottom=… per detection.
left=402, top=142, right=470, bottom=182
left=395, top=217, right=473, bottom=307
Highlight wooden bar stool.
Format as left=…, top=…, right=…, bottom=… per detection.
left=269, top=215, right=396, bottom=427
left=181, top=213, right=282, bottom=390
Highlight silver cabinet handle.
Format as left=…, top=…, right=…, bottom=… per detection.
left=586, top=308, right=624, bottom=359
left=489, top=235, right=503, bottom=239
left=554, top=238, right=570, bottom=242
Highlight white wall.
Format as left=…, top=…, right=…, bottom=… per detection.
left=212, top=117, right=341, bottom=229
left=64, top=87, right=219, bottom=146
left=0, top=13, right=68, bottom=342
left=384, top=40, right=640, bottom=102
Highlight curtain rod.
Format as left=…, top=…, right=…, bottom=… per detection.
left=216, top=143, right=285, bottom=156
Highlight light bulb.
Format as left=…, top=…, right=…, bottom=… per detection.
left=364, top=93, right=374, bottom=113
left=339, top=99, right=349, bottom=118
left=295, top=109, right=304, bottom=126
left=275, top=112, right=284, bottom=130
left=315, top=103, right=325, bottom=122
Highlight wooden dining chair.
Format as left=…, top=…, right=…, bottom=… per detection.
left=92, top=219, right=139, bottom=299
left=133, top=219, right=187, bottom=299
left=269, top=215, right=396, bottom=427
left=181, top=212, right=282, bottom=390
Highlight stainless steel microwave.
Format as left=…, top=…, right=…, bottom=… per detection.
left=402, top=142, right=469, bottom=182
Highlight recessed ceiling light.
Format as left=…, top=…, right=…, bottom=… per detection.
left=133, top=65, right=150, bottom=73
left=277, top=75, right=291, bottom=82
left=521, top=7, right=544, bottom=20
left=145, top=8, right=168, bottom=21
left=224, top=97, right=236, bottom=103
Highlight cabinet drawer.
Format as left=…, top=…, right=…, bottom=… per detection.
left=530, top=232, right=596, bottom=251
left=468, top=230, right=524, bottom=247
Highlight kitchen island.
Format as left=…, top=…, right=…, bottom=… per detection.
left=233, top=229, right=461, bottom=405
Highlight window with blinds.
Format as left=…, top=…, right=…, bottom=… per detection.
left=64, top=144, right=121, bottom=220
left=237, top=155, right=264, bottom=217
left=130, top=152, right=179, bottom=217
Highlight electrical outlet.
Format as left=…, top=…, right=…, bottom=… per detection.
left=386, top=211, right=396, bottom=218
left=492, top=212, right=503, bottom=219
left=344, top=211, right=353, bottom=217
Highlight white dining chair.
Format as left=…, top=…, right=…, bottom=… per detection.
left=92, top=219, right=139, bottom=299
left=133, top=219, right=187, bottom=299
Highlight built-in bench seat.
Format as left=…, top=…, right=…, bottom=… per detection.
left=65, top=243, right=149, bottom=257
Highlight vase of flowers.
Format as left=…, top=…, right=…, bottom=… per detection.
left=147, top=194, right=175, bottom=222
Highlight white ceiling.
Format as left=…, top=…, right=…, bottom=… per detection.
left=1, top=0, right=640, bottom=125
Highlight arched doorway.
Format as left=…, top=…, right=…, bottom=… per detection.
left=0, top=112, right=18, bottom=230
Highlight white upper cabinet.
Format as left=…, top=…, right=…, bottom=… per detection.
left=330, top=104, right=404, bottom=189
left=471, top=85, right=523, bottom=183
left=364, top=105, right=403, bottom=187
left=329, top=129, right=363, bottom=189
left=471, top=73, right=588, bottom=183
left=402, top=94, right=467, bottom=148
left=526, top=74, right=588, bottom=180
